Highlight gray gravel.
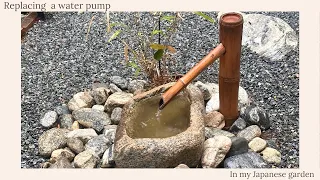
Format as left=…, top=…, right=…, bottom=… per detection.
left=21, top=11, right=299, bottom=168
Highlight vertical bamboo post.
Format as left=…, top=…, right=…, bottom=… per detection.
left=219, top=12, right=243, bottom=128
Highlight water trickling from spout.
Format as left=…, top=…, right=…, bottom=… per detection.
left=156, top=108, right=162, bottom=122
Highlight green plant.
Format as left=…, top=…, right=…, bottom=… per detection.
left=107, top=12, right=215, bottom=88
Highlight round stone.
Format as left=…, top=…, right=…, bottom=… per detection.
left=60, top=114, right=74, bottom=129
left=110, top=76, right=128, bottom=90
left=175, top=164, right=189, bottom=168
left=204, top=111, right=225, bottom=128
left=244, top=105, right=271, bottom=130
left=111, top=107, right=122, bottom=125
left=67, top=137, right=85, bottom=154
left=248, top=137, right=267, bottom=152
left=261, top=147, right=281, bottom=164
left=202, top=135, right=232, bottom=168
left=40, top=111, right=58, bottom=128
left=38, top=128, right=70, bottom=157
left=226, top=137, right=249, bottom=157
left=237, top=125, right=261, bottom=142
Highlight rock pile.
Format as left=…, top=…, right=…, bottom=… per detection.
left=38, top=76, right=145, bottom=168
left=37, top=78, right=281, bottom=168
left=197, top=81, right=281, bottom=168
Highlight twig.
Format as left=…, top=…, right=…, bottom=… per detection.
left=106, top=11, right=110, bottom=33
left=177, top=12, right=184, bottom=20
left=86, top=16, right=95, bottom=41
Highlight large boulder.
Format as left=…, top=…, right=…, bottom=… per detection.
left=242, top=14, right=298, bottom=60
left=114, top=83, right=205, bottom=168
left=218, top=12, right=298, bottom=60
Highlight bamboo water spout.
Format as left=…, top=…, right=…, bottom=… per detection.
left=159, top=12, right=243, bottom=128
left=159, top=44, right=226, bottom=109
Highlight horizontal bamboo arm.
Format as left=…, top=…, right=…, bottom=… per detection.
left=159, top=43, right=226, bottom=110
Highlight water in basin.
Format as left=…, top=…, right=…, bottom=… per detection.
left=127, top=94, right=190, bottom=138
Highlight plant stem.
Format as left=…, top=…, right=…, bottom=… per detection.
left=158, top=15, right=161, bottom=76
left=86, top=16, right=95, bottom=41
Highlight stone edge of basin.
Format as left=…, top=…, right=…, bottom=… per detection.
left=114, top=83, right=205, bottom=168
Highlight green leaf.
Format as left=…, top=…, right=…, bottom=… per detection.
left=127, top=61, right=140, bottom=76
left=151, top=30, right=164, bottom=35
left=154, top=49, right=164, bottom=61
left=134, top=68, right=141, bottom=76
left=194, top=12, right=215, bottom=23
left=128, top=61, right=138, bottom=68
left=108, top=30, right=122, bottom=43
left=161, top=15, right=175, bottom=22
left=150, top=44, right=166, bottom=50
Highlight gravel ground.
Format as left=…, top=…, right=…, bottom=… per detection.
left=21, top=11, right=299, bottom=168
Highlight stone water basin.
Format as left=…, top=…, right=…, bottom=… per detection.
left=114, top=83, right=205, bottom=168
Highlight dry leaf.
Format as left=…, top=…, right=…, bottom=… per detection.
left=166, top=45, right=176, bottom=53
left=177, top=13, right=184, bottom=20
left=86, top=16, right=95, bottom=41
left=124, top=44, right=129, bottom=63
left=106, top=11, right=110, bottom=33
